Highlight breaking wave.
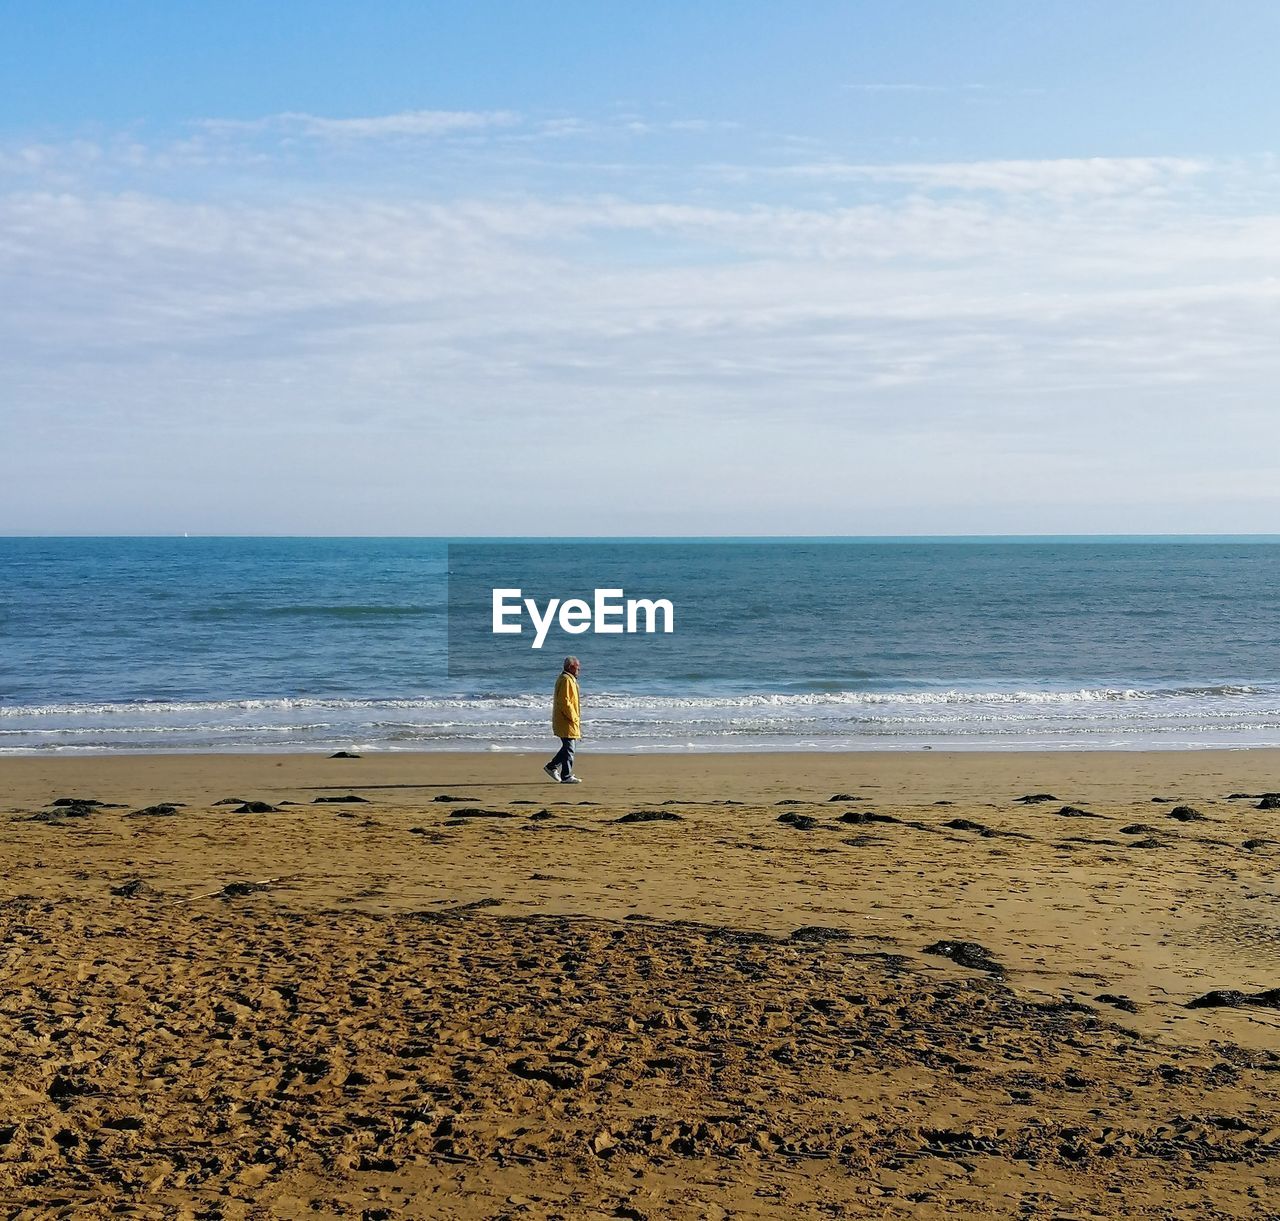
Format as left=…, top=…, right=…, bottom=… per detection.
left=2, top=684, right=1280, bottom=753
left=0, top=684, right=1270, bottom=720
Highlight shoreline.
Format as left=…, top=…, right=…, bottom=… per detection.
left=7, top=678, right=1280, bottom=757
left=8, top=739, right=1280, bottom=756
left=5, top=742, right=1280, bottom=789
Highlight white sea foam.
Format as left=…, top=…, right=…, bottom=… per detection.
left=0, top=684, right=1269, bottom=719
left=1, top=684, right=1278, bottom=753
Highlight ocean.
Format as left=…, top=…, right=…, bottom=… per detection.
left=2, top=536, right=1278, bottom=754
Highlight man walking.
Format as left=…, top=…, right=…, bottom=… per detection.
left=544, top=656, right=582, bottom=784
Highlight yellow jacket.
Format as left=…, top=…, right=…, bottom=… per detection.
left=552, top=672, right=581, bottom=739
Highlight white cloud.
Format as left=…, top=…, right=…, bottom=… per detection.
left=844, top=82, right=1043, bottom=96
left=759, top=156, right=1210, bottom=197
left=198, top=108, right=521, bottom=140
left=2, top=121, right=1279, bottom=531
left=667, top=119, right=741, bottom=133
left=845, top=83, right=951, bottom=93
left=5, top=180, right=1279, bottom=420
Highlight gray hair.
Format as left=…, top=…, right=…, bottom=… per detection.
left=563, top=656, right=579, bottom=671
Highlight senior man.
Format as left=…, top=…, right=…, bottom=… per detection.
left=543, top=655, right=582, bottom=784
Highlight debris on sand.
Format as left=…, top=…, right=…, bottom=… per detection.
left=1186, top=988, right=1280, bottom=1010
left=218, top=881, right=270, bottom=899
left=789, top=926, right=853, bottom=943
left=1096, top=993, right=1139, bottom=1013
left=776, top=812, right=818, bottom=831
left=923, top=940, right=1005, bottom=976
left=944, top=818, right=993, bottom=835
left=109, top=879, right=154, bottom=898
left=127, top=803, right=183, bottom=818
left=29, top=802, right=97, bottom=821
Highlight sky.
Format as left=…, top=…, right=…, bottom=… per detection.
left=2, top=0, right=1279, bottom=535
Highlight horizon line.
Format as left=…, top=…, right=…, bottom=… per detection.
left=5, top=533, right=1280, bottom=543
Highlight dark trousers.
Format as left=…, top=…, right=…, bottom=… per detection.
left=549, top=737, right=576, bottom=780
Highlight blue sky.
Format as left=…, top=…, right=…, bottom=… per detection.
left=3, top=2, right=1279, bottom=533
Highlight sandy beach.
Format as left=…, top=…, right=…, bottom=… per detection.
left=2, top=748, right=1278, bottom=1218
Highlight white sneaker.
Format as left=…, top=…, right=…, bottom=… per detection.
left=543, top=762, right=560, bottom=781
left=561, top=776, right=583, bottom=784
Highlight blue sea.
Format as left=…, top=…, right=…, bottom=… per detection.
left=2, top=537, right=1279, bottom=754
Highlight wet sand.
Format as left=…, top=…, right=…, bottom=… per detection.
left=2, top=749, right=1278, bottom=1218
